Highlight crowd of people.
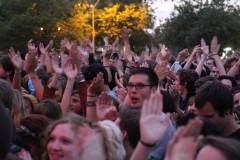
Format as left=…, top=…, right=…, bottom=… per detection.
left=0, top=29, right=240, bottom=160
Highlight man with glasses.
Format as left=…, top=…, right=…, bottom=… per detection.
left=126, top=67, right=159, bottom=108
left=123, top=67, right=175, bottom=160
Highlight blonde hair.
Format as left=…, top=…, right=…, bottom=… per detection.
left=43, top=113, right=125, bottom=160
left=98, top=120, right=126, bottom=160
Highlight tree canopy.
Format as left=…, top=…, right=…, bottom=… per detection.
left=0, top=0, right=73, bottom=52
left=155, top=0, right=240, bottom=51
left=0, top=0, right=152, bottom=52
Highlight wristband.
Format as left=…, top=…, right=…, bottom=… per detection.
left=86, top=101, right=96, bottom=107
left=87, top=94, right=97, bottom=97
left=140, top=140, right=156, bottom=148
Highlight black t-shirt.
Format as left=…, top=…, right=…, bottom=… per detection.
left=228, top=128, right=240, bottom=141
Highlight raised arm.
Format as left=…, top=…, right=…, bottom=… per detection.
left=210, top=36, right=226, bottom=75
left=8, top=47, right=23, bottom=90
left=24, top=40, right=44, bottom=100
left=86, top=72, right=106, bottom=121
left=228, top=58, right=240, bottom=77
left=195, top=40, right=209, bottom=75
left=183, top=46, right=200, bottom=70
left=39, top=40, right=54, bottom=74
left=131, top=91, right=170, bottom=160
left=164, top=118, right=203, bottom=160
left=60, top=59, right=77, bottom=114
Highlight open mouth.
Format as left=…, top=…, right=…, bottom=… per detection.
left=130, top=97, right=139, bottom=104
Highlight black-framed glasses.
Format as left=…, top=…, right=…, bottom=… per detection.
left=126, top=83, right=153, bottom=90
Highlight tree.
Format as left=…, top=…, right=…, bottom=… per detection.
left=0, top=0, right=73, bottom=52
left=56, top=2, right=149, bottom=42
left=155, top=0, right=240, bottom=51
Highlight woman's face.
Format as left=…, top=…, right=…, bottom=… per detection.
left=47, top=123, right=105, bottom=160
left=47, top=123, right=81, bottom=160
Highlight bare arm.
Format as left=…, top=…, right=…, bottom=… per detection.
left=86, top=73, right=106, bottom=121
left=210, top=36, right=226, bottom=75
left=195, top=43, right=209, bottom=75
left=227, top=58, right=240, bottom=77
left=60, top=60, right=77, bottom=114
left=8, top=47, right=23, bottom=90
left=183, top=46, right=199, bottom=70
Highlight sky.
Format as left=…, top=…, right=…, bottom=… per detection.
left=150, top=0, right=177, bottom=27
left=152, top=0, right=175, bottom=20
left=150, top=0, right=240, bottom=26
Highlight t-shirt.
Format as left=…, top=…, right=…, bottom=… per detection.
left=228, top=128, right=240, bottom=141
left=148, top=115, right=176, bottom=160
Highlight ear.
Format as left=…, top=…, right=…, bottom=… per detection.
left=151, top=86, right=158, bottom=93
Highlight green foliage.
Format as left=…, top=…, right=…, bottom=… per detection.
left=0, top=0, right=154, bottom=53
left=156, top=0, right=240, bottom=50
left=0, top=0, right=73, bottom=52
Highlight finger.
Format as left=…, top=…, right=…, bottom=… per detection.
left=151, top=92, right=160, bottom=114
left=148, top=93, right=155, bottom=114
left=156, top=91, right=163, bottom=114
left=141, top=99, right=149, bottom=117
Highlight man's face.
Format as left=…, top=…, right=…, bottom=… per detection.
left=210, top=67, right=219, bottom=78
left=174, top=75, right=185, bottom=95
left=197, top=102, right=226, bottom=130
left=206, top=59, right=214, bottom=71
left=127, top=74, right=154, bottom=108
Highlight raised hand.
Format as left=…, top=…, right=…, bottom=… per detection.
left=27, top=39, right=36, bottom=51
left=154, top=61, right=169, bottom=80
left=39, top=42, right=47, bottom=55
left=114, top=72, right=124, bottom=88
left=51, top=54, right=63, bottom=74
left=27, top=39, right=37, bottom=55
left=87, top=72, right=106, bottom=96
left=77, top=46, right=89, bottom=65
left=63, top=59, right=78, bottom=80
left=210, top=36, right=220, bottom=55
left=60, top=38, right=73, bottom=52
left=176, top=48, right=189, bottom=62
left=201, top=38, right=209, bottom=55
left=8, top=47, right=23, bottom=71
left=115, top=87, right=127, bottom=103
left=140, top=91, right=170, bottom=146
left=24, top=52, right=38, bottom=74
left=191, top=45, right=201, bottom=57
left=165, top=118, right=203, bottom=160
left=96, top=92, right=117, bottom=121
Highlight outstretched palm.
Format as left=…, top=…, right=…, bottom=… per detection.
left=140, top=91, right=170, bottom=145
left=8, top=47, right=23, bottom=70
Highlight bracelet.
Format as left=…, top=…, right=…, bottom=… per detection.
left=86, top=101, right=96, bottom=107
left=140, top=140, right=156, bottom=148
left=87, top=94, right=97, bottom=97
